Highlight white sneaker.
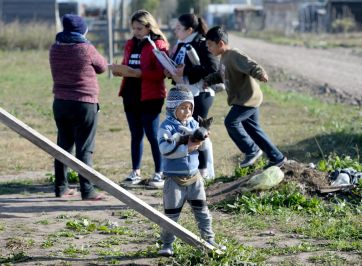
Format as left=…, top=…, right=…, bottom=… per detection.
left=158, top=244, right=173, bottom=256
left=207, top=239, right=227, bottom=251
left=148, top=172, right=164, bottom=188
left=124, top=171, right=142, bottom=185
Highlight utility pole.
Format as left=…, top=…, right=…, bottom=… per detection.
left=107, top=0, right=113, bottom=78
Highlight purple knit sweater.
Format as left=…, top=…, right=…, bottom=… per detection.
left=49, top=43, right=108, bottom=103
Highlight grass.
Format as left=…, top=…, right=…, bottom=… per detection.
left=0, top=49, right=361, bottom=265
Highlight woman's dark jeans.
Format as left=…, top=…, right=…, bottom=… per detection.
left=125, top=111, right=162, bottom=173
left=193, top=92, right=214, bottom=169
left=53, top=99, right=98, bottom=199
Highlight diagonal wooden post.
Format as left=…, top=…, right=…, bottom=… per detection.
left=0, top=107, right=216, bottom=252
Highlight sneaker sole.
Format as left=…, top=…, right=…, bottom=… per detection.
left=158, top=251, right=173, bottom=256
left=239, top=150, right=263, bottom=168
left=148, top=182, right=164, bottom=188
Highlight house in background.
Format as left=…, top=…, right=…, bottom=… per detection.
left=263, top=0, right=303, bottom=34
left=263, top=0, right=362, bottom=33
left=206, top=0, right=263, bottom=30
left=325, top=0, right=362, bottom=31
left=0, top=0, right=82, bottom=31
left=0, top=0, right=58, bottom=24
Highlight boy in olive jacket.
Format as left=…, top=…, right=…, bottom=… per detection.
left=204, top=26, right=286, bottom=169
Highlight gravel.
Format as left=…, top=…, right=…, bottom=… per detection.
left=229, top=34, right=362, bottom=105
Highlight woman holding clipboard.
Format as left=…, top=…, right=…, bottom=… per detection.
left=111, top=10, right=168, bottom=188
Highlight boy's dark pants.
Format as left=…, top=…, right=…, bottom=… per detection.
left=53, top=99, right=98, bottom=199
left=224, top=105, right=284, bottom=162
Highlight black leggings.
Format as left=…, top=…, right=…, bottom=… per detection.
left=192, top=92, right=214, bottom=169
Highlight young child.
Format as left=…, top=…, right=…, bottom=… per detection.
left=157, top=86, right=225, bottom=256
left=204, top=26, right=286, bottom=169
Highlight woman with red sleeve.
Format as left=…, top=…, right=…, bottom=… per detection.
left=111, top=10, right=168, bottom=188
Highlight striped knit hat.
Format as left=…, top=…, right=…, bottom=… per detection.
left=166, top=85, right=194, bottom=117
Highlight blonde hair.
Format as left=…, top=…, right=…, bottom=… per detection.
left=130, top=10, right=168, bottom=47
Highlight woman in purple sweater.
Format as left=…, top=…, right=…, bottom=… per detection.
left=49, top=14, right=108, bottom=200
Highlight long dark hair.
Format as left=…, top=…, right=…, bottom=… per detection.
left=178, top=13, right=208, bottom=36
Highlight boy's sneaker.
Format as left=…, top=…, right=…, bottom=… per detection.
left=148, top=172, right=164, bottom=189
left=207, top=239, right=227, bottom=251
left=158, top=243, right=173, bottom=256
left=264, top=156, right=287, bottom=169
left=239, top=149, right=263, bottom=168
left=124, top=171, right=142, bottom=185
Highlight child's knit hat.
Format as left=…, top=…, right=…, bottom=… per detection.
left=166, top=85, right=194, bottom=117
left=62, top=14, right=88, bottom=34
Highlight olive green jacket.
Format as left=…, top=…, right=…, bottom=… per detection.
left=205, top=48, right=266, bottom=107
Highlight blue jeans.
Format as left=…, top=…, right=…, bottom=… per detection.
left=224, top=105, right=284, bottom=162
left=125, top=111, right=162, bottom=173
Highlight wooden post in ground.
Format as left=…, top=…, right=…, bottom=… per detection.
left=0, top=107, right=216, bottom=252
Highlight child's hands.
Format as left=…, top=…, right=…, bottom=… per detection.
left=187, top=139, right=202, bottom=153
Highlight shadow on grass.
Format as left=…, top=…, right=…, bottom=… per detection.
left=0, top=254, right=157, bottom=265
left=282, top=132, right=362, bottom=163
left=228, top=131, right=361, bottom=169
left=0, top=182, right=53, bottom=195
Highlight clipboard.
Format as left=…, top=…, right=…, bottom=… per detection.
left=152, top=49, right=177, bottom=75
left=146, top=36, right=177, bottom=75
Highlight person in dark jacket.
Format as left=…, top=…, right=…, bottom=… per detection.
left=111, top=10, right=168, bottom=188
left=49, top=14, right=108, bottom=200
left=167, top=13, right=219, bottom=179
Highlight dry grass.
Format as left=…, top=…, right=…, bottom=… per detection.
left=0, top=21, right=55, bottom=50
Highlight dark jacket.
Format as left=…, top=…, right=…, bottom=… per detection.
left=171, top=33, right=218, bottom=85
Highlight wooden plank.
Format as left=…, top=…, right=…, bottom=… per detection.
left=318, top=184, right=356, bottom=193
left=0, top=107, right=216, bottom=252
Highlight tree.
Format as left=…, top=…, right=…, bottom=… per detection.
left=130, top=0, right=160, bottom=14
left=176, top=0, right=210, bottom=16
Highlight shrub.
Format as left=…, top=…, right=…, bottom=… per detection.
left=332, top=18, right=356, bottom=33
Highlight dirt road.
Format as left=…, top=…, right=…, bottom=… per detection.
left=229, top=34, right=362, bottom=105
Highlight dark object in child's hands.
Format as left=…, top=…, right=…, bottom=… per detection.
left=164, top=116, right=213, bottom=144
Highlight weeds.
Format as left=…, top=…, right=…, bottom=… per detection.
left=309, top=252, right=347, bottom=264
left=66, top=218, right=97, bottom=233
left=215, top=182, right=322, bottom=215
left=63, top=244, right=90, bottom=257
left=47, top=169, right=79, bottom=184
left=317, top=154, right=362, bottom=172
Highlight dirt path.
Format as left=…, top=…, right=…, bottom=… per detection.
left=229, top=34, right=362, bottom=105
